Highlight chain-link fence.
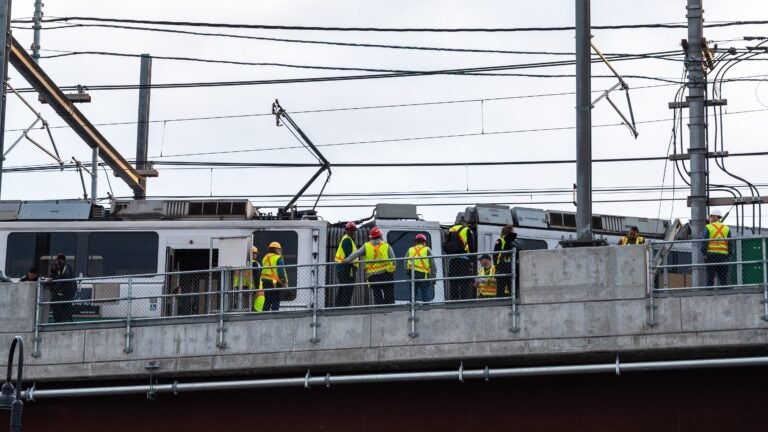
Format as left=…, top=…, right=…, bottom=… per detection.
left=36, top=250, right=517, bottom=326
left=649, top=236, right=768, bottom=291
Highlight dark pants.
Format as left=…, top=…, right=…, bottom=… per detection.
left=448, top=257, right=473, bottom=300
left=368, top=272, right=395, bottom=305
left=496, top=262, right=512, bottom=297
left=335, top=270, right=356, bottom=307
left=706, top=253, right=731, bottom=287
left=262, top=280, right=281, bottom=311
left=412, top=272, right=434, bottom=302
left=51, top=284, right=76, bottom=322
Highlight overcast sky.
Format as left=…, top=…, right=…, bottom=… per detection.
left=3, top=1, right=768, bottom=226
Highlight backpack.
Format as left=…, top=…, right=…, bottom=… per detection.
left=444, top=226, right=465, bottom=254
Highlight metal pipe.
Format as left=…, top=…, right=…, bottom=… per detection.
left=134, top=54, right=152, bottom=199
left=91, top=147, right=98, bottom=203
left=31, top=0, right=42, bottom=62
left=32, top=280, right=42, bottom=358
left=216, top=270, right=227, bottom=349
left=575, top=0, right=592, bottom=241
left=3, top=117, right=39, bottom=158
left=687, top=0, right=708, bottom=287
left=409, top=263, right=418, bottom=338
left=310, top=263, right=320, bottom=343
left=23, top=355, right=768, bottom=401
left=124, top=276, right=133, bottom=353
left=510, top=249, right=519, bottom=333
left=0, top=0, right=13, bottom=198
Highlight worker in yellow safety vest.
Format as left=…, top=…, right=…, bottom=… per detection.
left=406, top=233, right=436, bottom=302
left=493, top=224, right=521, bottom=297
left=343, top=226, right=396, bottom=305
left=261, top=242, right=288, bottom=311
left=446, top=219, right=476, bottom=300
left=233, top=246, right=265, bottom=312
left=474, top=254, right=497, bottom=298
left=702, top=209, right=732, bottom=287
left=619, top=226, right=645, bottom=245
left=334, top=221, right=359, bottom=307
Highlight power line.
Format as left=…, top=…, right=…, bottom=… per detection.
left=15, top=17, right=768, bottom=32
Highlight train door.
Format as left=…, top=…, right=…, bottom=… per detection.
left=165, top=247, right=218, bottom=316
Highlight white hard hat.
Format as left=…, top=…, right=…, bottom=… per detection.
left=710, top=209, right=722, bottom=217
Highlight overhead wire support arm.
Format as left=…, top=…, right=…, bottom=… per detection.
left=590, top=41, right=639, bottom=138
left=271, top=99, right=332, bottom=216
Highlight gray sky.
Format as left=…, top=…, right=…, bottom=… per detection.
left=3, top=0, right=768, bottom=225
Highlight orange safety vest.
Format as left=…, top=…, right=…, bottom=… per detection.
left=364, top=242, right=396, bottom=274
left=261, top=253, right=287, bottom=284
left=477, top=265, right=497, bottom=297
left=706, top=222, right=730, bottom=254
left=620, top=236, right=645, bottom=245
left=406, top=244, right=431, bottom=276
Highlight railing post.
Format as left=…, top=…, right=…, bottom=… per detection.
left=124, top=276, right=134, bottom=353
left=408, top=261, right=419, bottom=338
left=310, top=263, right=321, bottom=344
left=646, top=244, right=657, bottom=327
left=762, top=237, right=768, bottom=321
left=510, top=249, right=520, bottom=333
left=217, top=269, right=228, bottom=349
left=32, top=280, right=43, bottom=357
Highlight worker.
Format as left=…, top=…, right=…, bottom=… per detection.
left=20, top=267, right=39, bottom=282
left=343, top=226, right=396, bottom=305
left=493, top=224, right=521, bottom=297
left=619, top=226, right=645, bottom=245
left=702, top=209, right=732, bottom=287
left=261, top=242, right=288, bottom=311
left=406, top=233, right=436, bottom=302
left=445, top=218, right=476, bottom=300
left=233, top=246, right=264, bottom=312
left=47, top=254, right=76, bottom=322
left=474, top=254, right=497, bottom=298
left=334, top=221, right=359, bottom=307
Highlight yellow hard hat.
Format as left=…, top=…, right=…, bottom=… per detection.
left=269, top=241, right=282, bottom=249
left=251, top=246, right=259, bottom=254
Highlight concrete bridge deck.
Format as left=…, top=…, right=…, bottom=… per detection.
left=2, top=245, right=767, bottom=383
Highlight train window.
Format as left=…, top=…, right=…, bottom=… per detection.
left=517, top=238, right=548, bottom=250
left=87, top=232, right=159, bottom=276
left=252, top=231, right=299, bottom=301
left=5, top=232, right=77, bottom=278
left=386, top=230, right=432, bottom=301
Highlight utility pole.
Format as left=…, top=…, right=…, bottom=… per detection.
left=134, top=54, right=152, bottom=200
left=31, top=0, right=41, bottom=62
left=575, top=0, right=593, bottom=241
left=686, top=0, right=707, bottom=285
left=0, top=0, right=13, bottom=199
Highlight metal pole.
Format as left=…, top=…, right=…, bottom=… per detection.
left=687, top=0, right=707, bottom=286
left=216, top=269, right=227, bottom=349
left=510, top=249, right=519, bottom=333
left=31, top=0, right=41, bottom=62
left=0, top=0, right=14, bottom=198
left=408, top=263, right=418, bottom=338
left=575, top=0, right=593, bottom=241
left=134, top=54, right=152, bottom=199
left=310, top=263, right=320, bottom=343
left=762, top=237, right=767, bottom=321
left=124, top=276, right=133, bottom=353
left=91, top=147, right=98, bottom=203
left=32, top=280, right=42, bottom=357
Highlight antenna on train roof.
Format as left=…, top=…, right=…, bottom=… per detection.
left=272, top=99, right=332, bottom=219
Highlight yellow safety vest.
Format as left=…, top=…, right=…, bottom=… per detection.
left=449, top=224, right=469, bottom=253
left=406, top=244, right=431, bottom=276
left=364, top=242, right=395, bottom=274
left=496, top=238, right=513, bottom=264
left=620, top=236, right=645, bottom=245
left=335, top=234, right=359, bottom=267
left=477, top=265, right=497, bottom=297
left=233, top=260, right=263, bottom=290
left=706, top=222, right=730, bottom=254
left=261, top=253, right=287, bottom=284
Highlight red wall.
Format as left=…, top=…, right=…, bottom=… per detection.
left=5, top=366, right=768, bottom=432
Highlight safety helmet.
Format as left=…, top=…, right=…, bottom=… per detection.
left=369, top=227, right=383, bottom=239
left=269, top=241, right=282, bottom=249
left=251, top=246, right=259, bottom=254
left=345, top=221, right=357, bottom=230
left=414, top=233, right=427, bottom=242
left=710, top=209, right=722, bottom=217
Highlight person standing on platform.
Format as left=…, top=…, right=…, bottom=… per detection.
left=445, top=218, right=475, bottom=300
left=343, top=226, right=396, bottom=305
left=47, top=254, right=76, bottom=322
left=619, top=226, right=645, bottom=245
left=493, top=224, right=520, bottom=297
left=334, top=221, right=359, bottom=307
left=702, top=209, right=732, bottom=287
left=261, top=242, right=288, bottom=311
left=406, top=233, right=436, bottom=302
left=474, top=254, right=497, bottom=298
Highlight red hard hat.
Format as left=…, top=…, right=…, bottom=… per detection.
left=369, top=227, right=383, bottom=239
left=414, top=233, right=427, bottom=242
left=345, top=221, right=357, bottom=230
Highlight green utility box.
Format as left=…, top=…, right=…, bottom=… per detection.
left=738, top=238, right=765, bottom=285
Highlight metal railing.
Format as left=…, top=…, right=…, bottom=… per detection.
left=646, top=236, right=768, bottom=326
left=32, top=250, right=518, bottom=356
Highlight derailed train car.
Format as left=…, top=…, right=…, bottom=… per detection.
left=0, top=199, right=671, bottom=319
